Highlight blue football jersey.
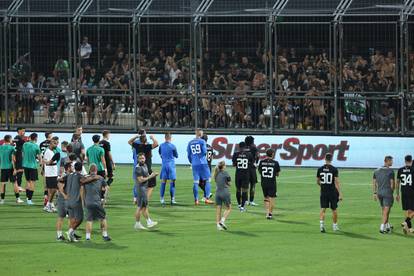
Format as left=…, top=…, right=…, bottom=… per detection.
left=187, top=138, right=207, bottom=166
left=159, top=142, right=178, bottom=164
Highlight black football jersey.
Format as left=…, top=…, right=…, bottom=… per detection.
left=206, top=144, right=213, bottom=166
left=232, top=150, right=254, bottom=178
left=397, top=166, right=414, bottom=195
left=317, top=164, right=339, bottom=193
left=39, top=140, right=51, bottom=154
left=99, top=140, right=111, bottom=163
left=258, top=158, right=280, bottom=185
left=13, top=135, right=25, bottom=152
left=246, top=145, right=259, bottom=168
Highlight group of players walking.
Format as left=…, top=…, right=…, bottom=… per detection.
left=1, top=127, right=414, bottom=241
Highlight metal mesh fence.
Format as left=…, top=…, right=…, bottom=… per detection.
left=1, top=0, right=413, bottom=135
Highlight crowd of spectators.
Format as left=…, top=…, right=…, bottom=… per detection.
left=3, top=36, right=412, bottom=132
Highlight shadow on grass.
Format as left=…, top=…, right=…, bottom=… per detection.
left=0, top=240, right=56, bottom=245
left=328, top=231, right=378, bottom=240
left=71, top=241, right=128, bottom=250
left=225, top=230, right=258, bottom=237
left=149, top=229, right=177, bottom=237
left=276, top=219, right=310, bottom=226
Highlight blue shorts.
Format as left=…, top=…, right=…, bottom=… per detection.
left=192, top=164, right=210, bottom=182
left=160, top=164, right=176, bottom=180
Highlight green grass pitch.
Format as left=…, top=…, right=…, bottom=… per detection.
left=0, top=165, right=413, bottom=275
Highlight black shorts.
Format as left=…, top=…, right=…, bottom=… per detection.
left=249, top=168, right=257, bottom=184
left=107, top=165, right=113, bottom=178
left=320, top=192, right=339, bottom=210
left=235, top=175, right=249, bottom=189
left=24, top=168, right=38, bottom=181
left=401, top=193, right=414, bottom=211
left=46, top=177, right=58, bottom=189
left=97, top=170, right=106, bottom=178
left=262, top=183, right=277, bottom=198
left=1, top=169, right=15, bottom=183
left=148, top=168, right=156, bottom=188
left=15, top=153, right=23, bottom=170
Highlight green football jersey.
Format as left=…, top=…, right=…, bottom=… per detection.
left=0, top=144, right=16, bottom=169
left=86, top=144, right=105, bottom=171
left=22, top=142, right=41, bottom=169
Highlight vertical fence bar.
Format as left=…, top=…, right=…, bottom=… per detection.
left=267, top=20, right=274, bottom=134
left=192, top=21, right=198, bottom=130
left=132, top=22, right=138, bottom=131
left=3, top=21, right=9, bottom=129
left=333, top=21, right=339, bottom=135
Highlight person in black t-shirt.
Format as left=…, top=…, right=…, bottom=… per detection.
left=198, top=134, right=213, bottom=201
left=245, top=136, right=259, bottom=206
left=232, top=142, right=254, bottom=212
left=396, top=155, right=414, bottom=234
left=316, top=153, right=343, bottom=233
left=258, top=149, right=281, bottom=219
left=99, top=130, right=115, bottom=186
left=13, top=127, right=27, bottom=188
left=128, top=133, right=159, bottom=201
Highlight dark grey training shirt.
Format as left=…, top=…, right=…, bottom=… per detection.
left=135, top=164, right=149, bottom=187
left=84, top=176, right=107, bottom=207
left=373, top=167, right=395, bottom=196
left=215, top=171, right=231, bottom=194
left=66, top=172, right=82, bottom=206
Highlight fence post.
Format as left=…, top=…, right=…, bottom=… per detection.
left=132, top=21, right=138, bottom=132
left=400, top=14, right=406, bottom=135
left=191, top=21, right=198, bottom=130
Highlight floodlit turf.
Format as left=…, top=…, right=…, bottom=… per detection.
left=0, top=165, right=413, bottom=275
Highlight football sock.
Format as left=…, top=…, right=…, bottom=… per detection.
left=107, top=178, right=113, bottom=186
left=133, top=186, right=138, bottom=198
left=249, top=183, right=255, bottom=202
left=69, top=228, right=74, bottom=234
left=205, top=181, right=211, bottom=198
left=405, top=217, right=412, bottom=228
left=241, top=192, right=248, bottom=207
left=57, top=231, right=62, bottom=237
left=44, top=190, right=48, bottom=197
left=160, top=182, right=166, bottom=198
left=220, top=217, right=225, bottom=224
left=147, top=218, right=153, bottom=224
left=26, top=190, right=33, bottom=200
left=170, top=181, right=175, bottom=199
left=380, top=224, right=385, bottom=231
left=86, top=233, right=91, bottom=240
left=100, top=190, right=105, bottom=199
left=320, top=220, right=324, bottom=226
left=15, top=193, right=20, bottom=199
left=236, top=190, right=241, bottom=205
left=102, top=231, right=108, bottom=237
left=193, top=182, right=199, bottom=200
left=16, top=173, right=23, bottom=186
left=0, top=193, right=4, bottom=200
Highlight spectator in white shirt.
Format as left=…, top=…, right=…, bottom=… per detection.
left=79, top=36, right=92, bottom=68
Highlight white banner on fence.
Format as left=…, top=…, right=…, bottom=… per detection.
left=1, top=131, right=413, bottom=168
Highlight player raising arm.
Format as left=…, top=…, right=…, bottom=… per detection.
left=396, top=155, right=414, bottom=234
left=317, top=153, right=342, bottom=233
